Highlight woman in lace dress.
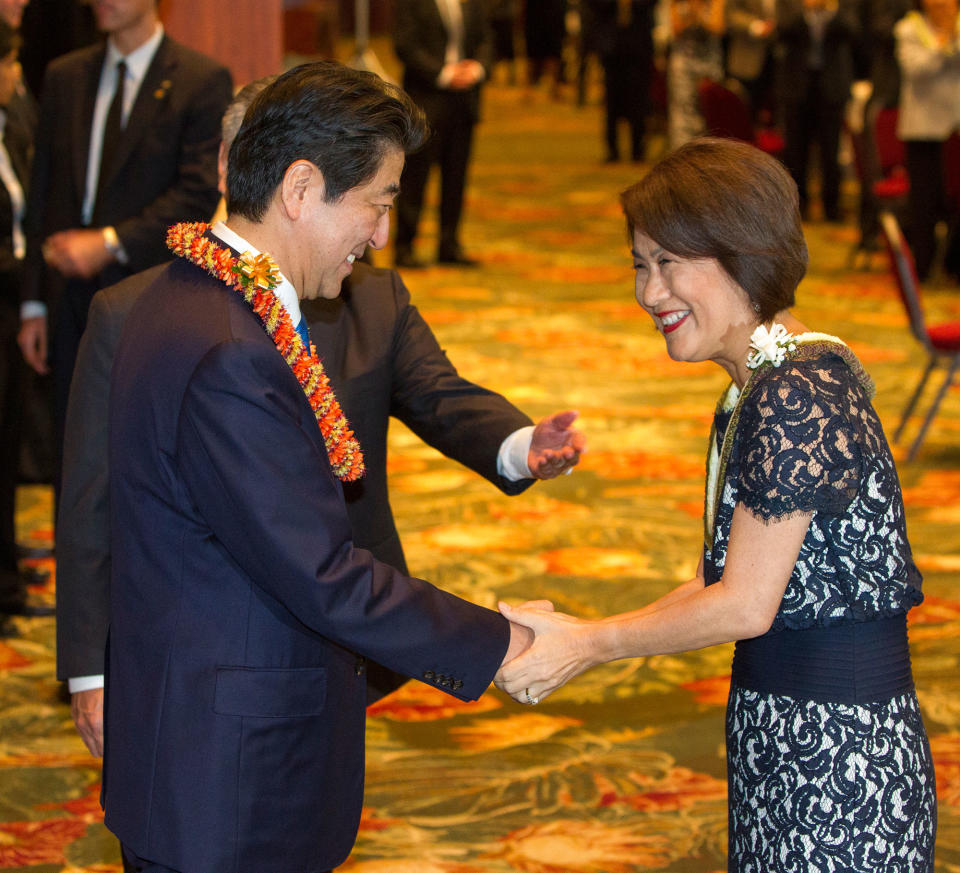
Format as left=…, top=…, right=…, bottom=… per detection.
left=496, top=137, right=936, bottom=871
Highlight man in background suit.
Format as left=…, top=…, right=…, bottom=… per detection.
left=726, top=0, right=777, bottom=117
left=16, top=0, right=231, bottom=487
left=103, top=61, right=545, bottom=873
left=394, top=0, right=491, bottom=268
left=776, top=0, right=860, bottom=221
left=0, top=18, right=37, bottom=635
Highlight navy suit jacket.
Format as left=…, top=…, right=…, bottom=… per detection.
left=56, top=262, right=533, bottom=690
left=103, top=258, right=511, bottom=872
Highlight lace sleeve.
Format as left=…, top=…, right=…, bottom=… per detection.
left=736, top=362, right=862, bottom=521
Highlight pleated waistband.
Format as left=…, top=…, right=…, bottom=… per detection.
left=731, top=614, right=914, bottom=705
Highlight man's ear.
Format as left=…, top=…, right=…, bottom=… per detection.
left=279, top=160, right=323, bottom=220
left=217, top=141, right=228, bottom=196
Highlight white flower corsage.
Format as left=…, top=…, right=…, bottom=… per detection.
left=746, top=322, right=797, bottom=370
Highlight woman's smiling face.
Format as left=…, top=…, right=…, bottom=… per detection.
left=632, top=229, right=760, bottom=386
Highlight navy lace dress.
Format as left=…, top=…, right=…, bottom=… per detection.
left=704, top=342, right=936, bottom=872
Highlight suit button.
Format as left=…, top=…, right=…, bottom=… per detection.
left=355, top=656, right=366, bottom=676
left=423, top=670, right=436, bottom=681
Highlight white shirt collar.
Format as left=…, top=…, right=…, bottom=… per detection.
left=106, top=23, right=164, bottom=84
left=211, top=221, right=302, bottom=326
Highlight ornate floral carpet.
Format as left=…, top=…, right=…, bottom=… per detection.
left=3, top=73, right=960, bottom=873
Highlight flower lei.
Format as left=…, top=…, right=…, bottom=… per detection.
left=166, top=221, right=364, bottom=482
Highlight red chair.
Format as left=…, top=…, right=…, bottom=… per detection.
left=697, top=78, right=784, bottom=158
left=879, top=211, right=960, bottom=461
left=872, top=107, right=910, bottom=202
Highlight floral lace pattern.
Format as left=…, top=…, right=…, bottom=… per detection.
left=707, top=347, right=934, bottom=871
left=727, top=688, right=936, bottom=872
left=704, top=351, right=923, bottom=629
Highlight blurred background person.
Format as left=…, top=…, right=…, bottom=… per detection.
left=0, top=16, right=39, bottom=636
left=524, top=0, right=568, bottom=97
left=489, top=0, right=520, bottom=84
left=725, top=0, right=777, bottom=120
left=16, top=0, right=231, bottom=498
left=592, top=0, right=657, bottom=163
left=894, top=0, right=960, bottom=280
left=667, top=0, right=725, bottom=148
left=394, top=0, right=491, bottom=268
left=777, top=0, right=860, bottom=221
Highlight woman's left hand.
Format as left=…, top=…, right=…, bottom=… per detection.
left=494, top=601, right=599, bottom=704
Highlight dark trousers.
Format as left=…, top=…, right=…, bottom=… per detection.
left=905, top=139, right=948, bottom=281
left=602, top=47, right=652, bottom=161
left=783, top=71, right=845, bottom=219
left=395, top=92, right=476, bottom=256
left=0, top=303, right=24, bottom=609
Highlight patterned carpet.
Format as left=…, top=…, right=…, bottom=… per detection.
left=3, top=70, right=960, bottom=873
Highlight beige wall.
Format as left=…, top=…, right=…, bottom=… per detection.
left=160, top=0, right=284, bottom=89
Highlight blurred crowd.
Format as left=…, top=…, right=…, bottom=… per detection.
left=486, top=0, right=959, bottom=279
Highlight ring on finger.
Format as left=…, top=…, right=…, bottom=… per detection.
left=524, top=687, right=539, bottom=705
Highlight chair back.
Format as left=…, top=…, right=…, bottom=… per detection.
left=879, top=211, right=929, bottom=348
left=874, top=108, right=907, bottom=176
left=697, top=78, right=754, bottom=143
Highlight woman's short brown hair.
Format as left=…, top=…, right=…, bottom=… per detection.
left=620, top=138, right=808, bottom=321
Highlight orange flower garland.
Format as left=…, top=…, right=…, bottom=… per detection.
left=166, top=221, right=364, bottom=482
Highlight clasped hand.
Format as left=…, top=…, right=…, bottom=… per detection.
left=495, top=600, right=596, bottom=705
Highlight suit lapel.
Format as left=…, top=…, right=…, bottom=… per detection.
left=99, top=36, right=176, bottom=194
left=73, top=45, right=106, bottom=209
left=203, top=233, right=329, bottom=455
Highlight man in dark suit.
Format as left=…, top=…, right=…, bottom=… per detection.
left=0, top=17, right=36, bottom=634
left=776, top=0, right=860, bottom=221
left=16, top=0, right=231, bottom=486
left=58, top=261, right=583, bottom=755
left=102, top=61, right=542, bottom=873
left=393, top=0, right=491, bottom=268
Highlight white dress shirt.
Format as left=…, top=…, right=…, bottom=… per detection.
left=82, top=24, right=165, bottom=227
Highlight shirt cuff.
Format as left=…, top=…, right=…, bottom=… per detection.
left=68, top=675, right=105, bottom=693
left=20, top=300, right=46, bottom=320
left=497, top=426, right=534, bottom=481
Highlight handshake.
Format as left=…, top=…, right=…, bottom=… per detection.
left=494, top=599, right=604, bottom=705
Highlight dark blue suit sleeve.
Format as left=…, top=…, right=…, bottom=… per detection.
left=176, top=338, right=509, bottom=701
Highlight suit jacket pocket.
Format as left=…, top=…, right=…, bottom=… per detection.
left=213, top=666, right=327, bottom=718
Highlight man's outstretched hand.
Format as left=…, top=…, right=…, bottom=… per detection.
left=528, top=410, right=586, bottom=479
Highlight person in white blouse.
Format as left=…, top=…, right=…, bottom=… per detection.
left=895, top=0, right=960, bottom=279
